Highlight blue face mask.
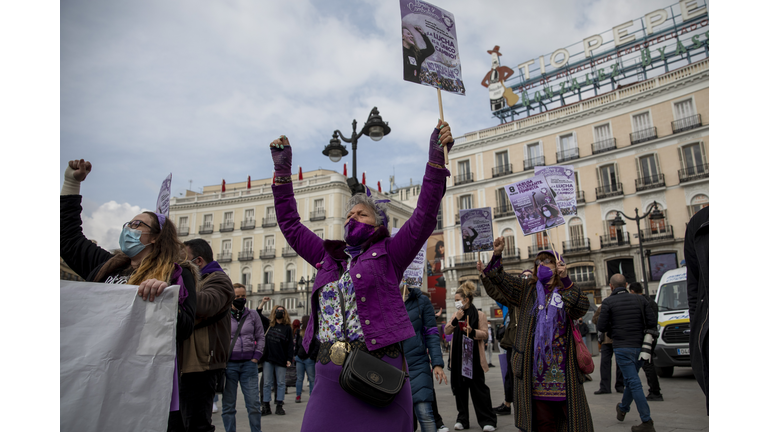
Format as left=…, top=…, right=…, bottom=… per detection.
left=119, top=226, right=148, bottom=257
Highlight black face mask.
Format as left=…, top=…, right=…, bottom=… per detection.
left=233, top=298, right=246, bottom=310
left=275, top=310, right=285, bottom=320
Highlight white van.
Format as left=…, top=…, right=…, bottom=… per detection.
left=652, top=267, right=690, bottom=377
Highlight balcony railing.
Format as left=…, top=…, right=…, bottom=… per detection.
left=257, top=283, right=274, bottom=294
left=524, top=156, right=545, bottom=171
left=596, top=183, right=623, bottom=200
left=217, top=252, right=232, bottom=263
left=453, top=253, right=480, bottom=266
left=178, top=227, right=190, bottom=236
left=310, top=209, right=326, bottom=221
left=220, top=221, right=234, bottom=232
left=259, top=248, right=276, bottom=259
left=280, top=281, right=298, bottom=293
left=562, top=238, right=591, bottom=254
left=576, top=190, right=585, bottom=204
left=574, top=278, right=596, bottom=289
left=591, top=138, right=616, bottom=155
left=630, top=127, right=658, bottom=145
left=244, top=284, right=253, bottom=295
left=599, top=233, right=631, bottom=248
left=635, top=174, right=666, bottom=192
left=492, top=164, right=513, bottom=178
left=454, top=172, right=474, bottom=186
left=556, top=147, right=579, bottom=163
left=672, top=114, right=702, bottom=134
left=282, top=246, right=298, bottom=257
left=262, top=217, right=277, bottom=228
left=639, top=226, right=675, bottom=243
left=238, top=250, right=254, bottom=261
left=493, top=205, right=515, bottom=219
left=240, top=219, right=256, bottom=230
left=502, top=246, right=520, bottom=260
left=678, top=164, right=709, bottom=183
left=528, top=243, right=551, bottom=257
left=199, top=223, right=214, bottom=234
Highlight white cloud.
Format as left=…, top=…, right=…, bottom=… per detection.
left=81, top=201, right=150, bottom=251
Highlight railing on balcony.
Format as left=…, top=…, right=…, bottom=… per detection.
left=238, top=250, right=254, bottom=261
left=635, top=174, right=666, bottom=192
left=257, top=283, right=274, bottom=294
left=259, top=248, right=276, bottom=259
left=217, top=252, right=232, bottom=263
left=672, top=114, right=702, bottom=134
left=454, top=172, right=474, bottom=186
left=492, top=164, right=513, bottom=178
left=220, top=221, right=234, bottom=232
left=493, top=205, right=515, bottom=219
left=599, top=232, right=631, bottom=248
left=310, top=209, right=326, bottom=221
left=262, top=217, right=277, bottom=228
left=574, top=277, right=596, bottom=288
left=244, top=284, right=253, bottom=295
left=524, top=156, right=545, bottom=171
left=453, top=253, right=480, bottom=266
left=502, top=246, right=520, bottom=260
left=556, top=148, right=579, bottom=163
left=240, top=219, right=256, bottom=230
left=280, top=281, right=298, bottom=293
left=678, top=164, right=709, bottom=183
left=591, top=138, right=616, bottom=155
left=282, top=246, right=298, bottom=257
left=178, top=226, right=190, bottom=236
left=639, top=226, right=675, bottom=243
left=528, top=243, right=551, bottom=257
left=630, top=127, right=658, bottom=145
left=199, top=223, right=213, bottom=234
left=562, top=238, right=591, bottom=254
left=576, top=190, right=586, bottom=204
left=596, top=183, right=623, bottom=200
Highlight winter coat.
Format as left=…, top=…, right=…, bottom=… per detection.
left=484, top=257, right=593, bottom=432
left=596, top=287, right=657, bottom=348
left=481, top=273, right=519, bottom=352
left=403, top=288, right=444, bottom=403
left=685, top=206, right=709, bottom=408
left=295, top=330, right=320, bottom=361
left=264, top=323, right=294, bottom=366
left=273, top=163, right=448, bottom=353
left=445, top=307, right=490, bottom=373
left=229, top=308, right=266, bottom=361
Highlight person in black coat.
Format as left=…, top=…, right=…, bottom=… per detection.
left=402, top=25, right=435, bottom=83
left=685, top=206, right=709, bottom=413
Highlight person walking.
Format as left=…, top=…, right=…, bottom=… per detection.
left=480, top=238, right=593, bottom=432
left=628, top=282, right=663, bottom=402
left=269, top=121, right=453, bottom=432
left=598, top=274, right=659, bottom=432
left=261, top=305, right=293, bottom=416
left=222, top=284, right=265, bottom=432
left=444, top=281, right=497, bottom=432
left=685, top=206, right=709, bottom=413
left=593, top=281, right=626, bottom=395
left=294, top=315, right=319, bottom=403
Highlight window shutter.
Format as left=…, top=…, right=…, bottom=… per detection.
left=595, top=167, right=601, bottom=188
left=635, top=158, right=641, bottom=184
left=677, top=146, right=684, bottom=169
left=614, top=162, right=621, bottom=188
left=699, top=141, right=707, bottom=164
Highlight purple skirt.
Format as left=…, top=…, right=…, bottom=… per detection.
left=301, top=353, right=413, bottom=432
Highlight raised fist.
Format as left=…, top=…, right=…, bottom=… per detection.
left=493, top=236, right=505, bottom=256
left=68, top=159, right=92, bottom=182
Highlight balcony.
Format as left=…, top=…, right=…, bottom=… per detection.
left=672, top=114, right=702, bottom=134
left=244, top=284, right=253, bottom=295
left=596, top=183, right=623, bottom=200
left=591, top=138, right=616, bottom=155
left=678, top=164, right=709, bottom=183
left=178, top=226, right=190, bottom=236
left=259, top=248, right=276, bottom=259
left=257, top=283, right=274, bottom=294
left=556, top=147, right=579, bottom=163
left=573, top=277, right=596, bottom=289
left=562, top=238, right=591, bottom=254
left=599, top=233, right=631, bottom=249
left=280, top=281, right=298, bottom=293
left=502, top=247, right=521, bottom=260
left=217, top=252, right=232, bottom=263
left=639, top=226, right=675, bottom=243
left=262, top=217, right=277, bottom=228
left=493, top=205, right=516, bottom=219
left=528, top=243, right=551, bottom=257
left=452, top=253, right=480, bottom=267
left=576, top=190, right=586, bottom=204
left=240, top=219, right=256, bottom=230
left=282, top=246, right=298, bottom=257
left=310, top=209, right=326, bottom=221
left=635, top=174, right=666, bottom=192
left=238, top=250, right=254, bottom=261
left=454, top=172, right=474, bottom=186
left=199, top=223, right=214, bottom=234
left=524, top=156, right=545, bottom=171
left=492, top=164, right=513, bottom=178
left=220, top=221, right=234, bottom=232
left=630, top=127, right=657, bottom=145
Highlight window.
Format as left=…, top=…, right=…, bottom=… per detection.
left=558, top=133, right=576, bottom=151
left=222, top=239, right=232, bottom=253
left=203, top=214, right=213, bottom=228
left=263, top=266, right=273, bottom=284
left=599, top=164, right=619, bottom=191
left=594, top=123, right=612, bottom=142
left=496, top=188, right=510, bottom=211
left=458, top=194, right=473, bottom=210
left=178, top=216, right=188, bottom=228
left=568, top=218, right=584, bottom=241
left=266, top=206, right=276, bottom=219
left=286, top=263, right=296, bottom=283
left=688, top=194, right=709, bottom=218
left=313, top=229, right=324, bottom=240
left=605, top=211, right=623, bottom=241
left=526, top=143, right=541, bottom=159
left=263, top=299, right=274, bottom=311
left=224, top=212, right=233, bottom=223
left=241, top=267, right=251, bottom=287
left=314, top=199, right=324, bottom=211
left=264, top=235, right=275, bottom=250
left=458, top=160, right=471, bottom=179
left=632, top=112, right=652, bottom=131
left=534, top=231, right=549, bottom=249
left=435, top=206, right=443, bottom=230
left=637, top=154, right=660, bottom=184
left=680, top=143, right=707, bottom=171
left=245, top=209, right=254, bottom=222
left=674, top=98, right=695, bottom=120
left=525, top=143, right=544, bottom=169
left=495, top=151, right=509, bottom=169
left=284, top=298, right=297, bottom=310
left=393, top=217, right=399, bottom=228
left=568, top=266, right=595, bottom=283
left=574, top=171, right=582, bottom=195
left=243, top=237, right=253, bottom=252
left=646, top=204, right=668, bottom=234
left=501, top=228, right=516, bottom=256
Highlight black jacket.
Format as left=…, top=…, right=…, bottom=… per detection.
left=685, top=206, right=709, bottom=409
left=264, top=323, right=294, bottom=366
left=294, top=330, right=319, bottom=361
left=596, top=287, right=657, bottom=348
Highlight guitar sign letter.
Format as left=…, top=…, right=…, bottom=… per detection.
left=480, top=46, right=518, bottom=111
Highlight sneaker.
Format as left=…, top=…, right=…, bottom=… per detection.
left=482, top=426, right=497, bottom=431
left=646, top=393, right=664, bottom=401
left=275, top=402, right=286, bottom=415
left=631, top=419, right=656, bottom=432
left=261, top=402, right=272, bottom=416
left=212, top=402, right=218, bottom=413
left=594, top=389, right=611, bottom=394
left=454, top=423, right=465, bottom=430
left=437, top=426, right=449, bottom=432
left=488, top=363, right=496, bottom=367
left=295, top=395, right=302, bottom=403
left=492, top=403, right=511, bottom=415
left=616, top=403, right=627, bottom=422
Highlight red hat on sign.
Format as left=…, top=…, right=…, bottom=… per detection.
left=487, top=45, right=503, bottom=56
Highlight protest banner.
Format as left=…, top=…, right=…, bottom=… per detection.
left=505, top=173, right=565, bottom=235
left=61, top=281, right=179, bottom=432
left=535, top=165, right=577, bottom=216
left=461, top=333, right=474, bottom=379
left=459, top=207, right=494, bottom=253
left=392, top=227, right=428, bottom=289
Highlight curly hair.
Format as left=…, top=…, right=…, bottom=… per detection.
left=345, top=193, right=388, bottom=227
left=456, top=280, right=477, bottom=304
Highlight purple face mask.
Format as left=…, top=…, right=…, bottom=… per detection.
left=537, top=264, right=553, bottom=284
left=344, top=218, right=377, bottom=247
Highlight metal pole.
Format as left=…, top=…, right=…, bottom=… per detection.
left=635, top=208, right=649, bottom=293
left=351, top=120, right=358, bottom=182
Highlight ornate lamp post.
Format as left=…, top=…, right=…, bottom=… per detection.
left=296, top=273, right=316, bottom=316
left=611, top=201, right=665, bottom=293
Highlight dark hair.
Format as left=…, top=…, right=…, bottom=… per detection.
left=542, top=204, right=558, bottom=217
left=184, top=238, right=213, bottom=264
left=531, top=252, right=562, bottom=288
left=628, top=282, right=644, bottom=294
left=434, top=240, right=445, bottom=258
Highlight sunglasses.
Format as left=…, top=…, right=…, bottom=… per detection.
left=123, top=220, right=153, bottom=231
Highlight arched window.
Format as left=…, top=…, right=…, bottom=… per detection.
left=285, top=263, right=296, bottom=283
left=604, top=211, right=626, bottom=245
left=568, top=217, right=584, bottom=240
left=644, top=203, right=668, bottom=233
left=501, top=228, right=516, bottom=257
left=689, top=194, right=708, bottom=218
left=241, top=267, right=251, bottom=288
left=263, top=265, right=273, bottom=285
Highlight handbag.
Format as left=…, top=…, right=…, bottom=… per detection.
left=571, top=320, right=594, bottom=374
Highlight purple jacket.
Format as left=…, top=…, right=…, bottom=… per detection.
left=273, top=163, right=448, bottom=352
left=228, top=308, right=265, bottom=361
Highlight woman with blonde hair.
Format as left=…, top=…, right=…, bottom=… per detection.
left=444, top=281, right=497, bottom=431
left=261, top=304, right=293, bottom=416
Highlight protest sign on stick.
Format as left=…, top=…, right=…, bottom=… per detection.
left=535, top=165, right=577, bottom=216
left=392, top=227, right=428, bottom=290
left=505, top=174, right=565, bottom=236
left=459, top=208, right=494, bottom=254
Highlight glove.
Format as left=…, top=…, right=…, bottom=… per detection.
left=61, top=159, right=92, bottom=195
left=427, top=123, right=454, bottom=166
left=270, top=136, right=292, bottom=177
left=638, top=333, right=654, bottom=362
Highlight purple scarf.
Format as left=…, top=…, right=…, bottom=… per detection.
left=531, top=279, right=564, bottom=369
left=170, top=263, right=189, bottom=305
left=200, top=260, right=224, bottom=276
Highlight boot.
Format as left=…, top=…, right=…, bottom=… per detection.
left=275, top=401, right=286, bottom=415
left=261, top=401, right=272, bottom=416
left=631, top=419, right=656, bottom=432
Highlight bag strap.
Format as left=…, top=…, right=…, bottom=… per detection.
left=229, top=314, right=248, bottom=359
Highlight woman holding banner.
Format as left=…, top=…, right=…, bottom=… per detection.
left=60, top=159, right=197, bottom=431
left=402, top=25, right=435, bottom=83
left=269, top=121, right=453, bottom=432
left=480, top=237, right=594, bottom=432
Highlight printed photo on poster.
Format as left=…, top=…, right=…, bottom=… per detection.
left=400, top=0, right=464, bottom=95
left=650, top=252, right=678, bottom=281
left=459, top=208, right=494, bottom=253
left=535, top=165, right=577, bottom=216
left=505, top=173, right=565, bottom=235
left=426, top=232, right=446, bottom=311
left=461, top=334, right=473, bottom=379
left=392, top=227, right=428, bottom=288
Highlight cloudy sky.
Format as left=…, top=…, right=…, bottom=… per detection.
left=61, top=0, right=681, bottom=249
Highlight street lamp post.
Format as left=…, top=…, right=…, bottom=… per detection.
left=297, top=273, right=316, bottom=316
left=610, top=201, right=665, bottom=293
left=322, top=107, right=391, bottom=194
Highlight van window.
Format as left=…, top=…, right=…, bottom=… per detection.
left=656, top=282, right=688, bottom=311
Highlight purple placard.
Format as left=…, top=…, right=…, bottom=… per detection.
left=505, top=173, right=565, bottom=235
left=400, top=0, right=464, bottom=95
left=461, top=334, right=473, bottom=379
left=459, top=207, right=494, bottom=253
left=498, top=352, right=508, bottom=381
left=535, top=165, right=577, bottom=216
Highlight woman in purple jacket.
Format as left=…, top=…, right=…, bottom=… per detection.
left=269, top=121, right=454, bottom=432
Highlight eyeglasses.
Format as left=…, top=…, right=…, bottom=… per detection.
left=123, top=220, right=153, bottom=231
left=535, top=258, right=554, bottom=266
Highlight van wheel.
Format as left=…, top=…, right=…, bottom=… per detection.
left=656, top=366, right=674, bottom=378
